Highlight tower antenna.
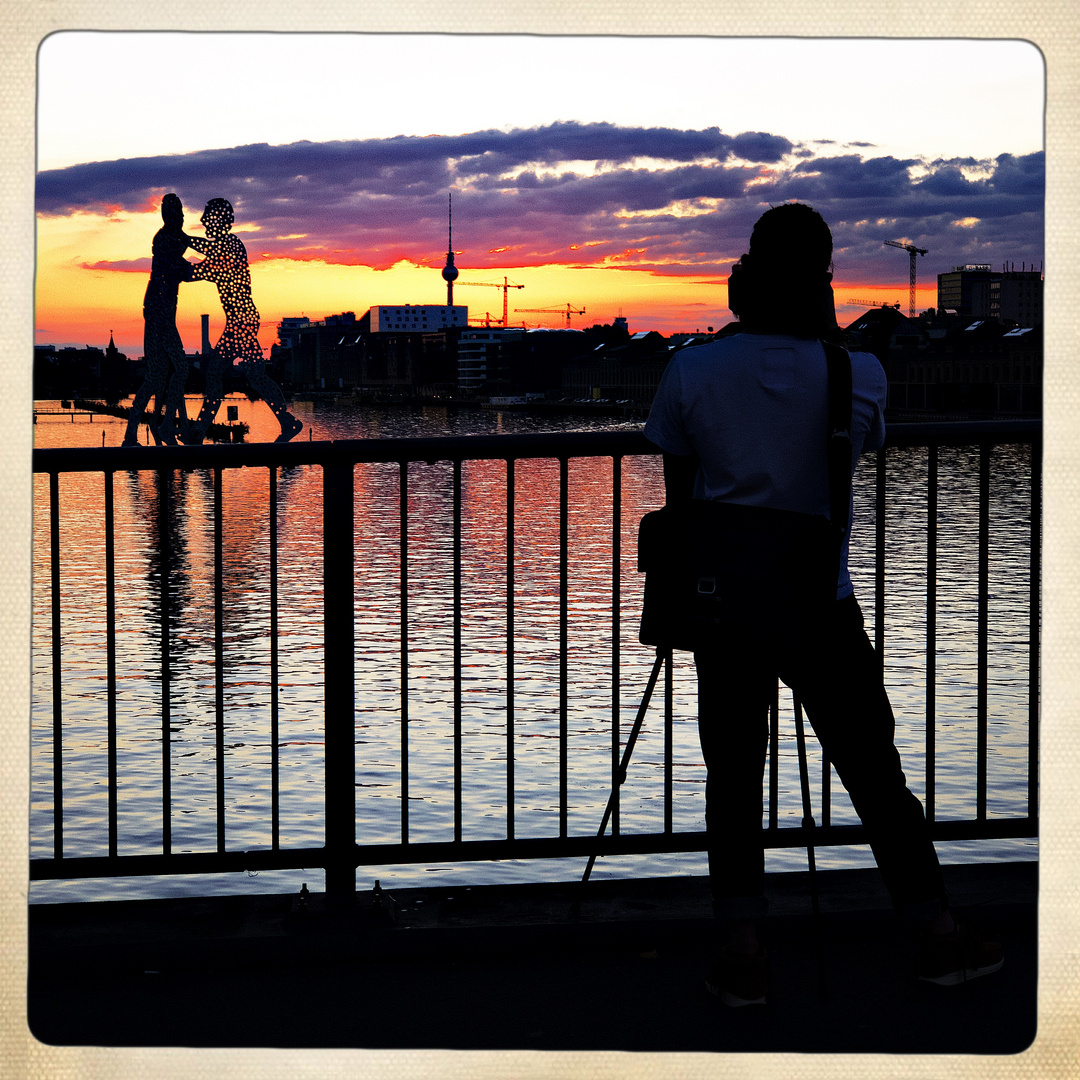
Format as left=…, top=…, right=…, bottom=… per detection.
left=441, top=192, right=458, bottom=307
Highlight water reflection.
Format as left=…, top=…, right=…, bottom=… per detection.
left=32, top=397, right=1037, bottom=899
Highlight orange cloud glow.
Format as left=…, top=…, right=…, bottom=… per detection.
left=37, top=207, right=749, bottom=353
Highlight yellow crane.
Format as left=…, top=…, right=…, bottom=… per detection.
left=883, top=240, right=929, bottom=318
left=515, top=303, right=586, bottom=328
left=458, top=277, right=524, bottom=326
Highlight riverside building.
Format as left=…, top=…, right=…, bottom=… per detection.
left=368, top=304, right=467, bottom=333
left=937, top=264, right=1043, bottom=325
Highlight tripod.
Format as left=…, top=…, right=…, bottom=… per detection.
left=573, top=647, right=670, bottom=904
left=792, top=691, right=827, bottom=996
left=573, top=651, right=826, bottom=995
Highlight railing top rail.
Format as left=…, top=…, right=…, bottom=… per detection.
left=32, top=419, right=1041, bottom=473
left=32, top=430, right=650, bottom=474
left=883, top=418, right=1041, bottom=449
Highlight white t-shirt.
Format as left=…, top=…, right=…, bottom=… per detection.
left=643, top=333, right=886, bottom=600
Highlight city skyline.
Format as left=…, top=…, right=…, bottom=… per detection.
left=35, top=34, right=1045, bottom=356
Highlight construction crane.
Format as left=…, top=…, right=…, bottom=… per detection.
left=459, top=276, right=524, bottom=327
left=847, top=298, right=902, bottom=310
left=515, top=303, right=586, bottom=328
left=884, top=240, right=929, bottom=318
left=467, top=312, right=500, bottom=328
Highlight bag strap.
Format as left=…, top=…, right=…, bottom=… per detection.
left=822, top=340, right=853, bottom=538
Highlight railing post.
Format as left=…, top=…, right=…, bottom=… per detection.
left=875, top=447, right=887, bottom=670
left=270, top=468, right=280, bottom=850
left=104, top=471, right=118, bottom=858
left=324, top=460, right=356, bottom=905
left=925, top=444, right=938, bottom=823
left=214, top=468, right=225, bottom=854
left=611, top=455, right=622, bottom=836
left=453, top=459, right=463, bottom=843
left=506, top=457, right=515, bottom=839
left=976, top=443, right=991, bottom=820
left=559, top=456, right=569, bottom=839
left=49, top=472, right=63, bottom=861
left=158, top=469, right=172, bottom=856
left=400, top=461, right=410, bottom=844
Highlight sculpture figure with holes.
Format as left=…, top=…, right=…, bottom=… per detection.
left=183, top=198, right=303, bottom=444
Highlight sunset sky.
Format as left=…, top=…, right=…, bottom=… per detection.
left=35, top=34, right=1045, bottom=357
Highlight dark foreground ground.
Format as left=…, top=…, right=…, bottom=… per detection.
left=28, top=860, right=1036, bottom=1054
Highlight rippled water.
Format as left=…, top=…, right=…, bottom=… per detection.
left=31, top=396, right=1038, bottom=902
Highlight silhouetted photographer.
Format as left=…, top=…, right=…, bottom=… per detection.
left=642, top=203, right=1003, bottom=1007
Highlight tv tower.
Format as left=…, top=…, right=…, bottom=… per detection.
left=441, top=192, right=458, bottom=306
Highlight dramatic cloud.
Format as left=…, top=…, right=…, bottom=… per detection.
left=37, top=122, right=1044, bottom=288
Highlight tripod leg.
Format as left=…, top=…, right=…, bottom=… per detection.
left=572, top=650, right=668, bottom=910
left=793, top=693, right=826, bottom=996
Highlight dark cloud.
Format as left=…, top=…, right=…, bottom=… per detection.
left=36, top=121, right=786, bottom=213
left=37, top=123, right=1043, bottom=287
left=785, top=155, right=921, bottom=201
left=728, top=131, right=793, bottom=162
left=987, top=152, right=1045, bottom=195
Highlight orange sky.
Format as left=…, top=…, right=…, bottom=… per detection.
left=34, top=37, right=1043, bottom=359
left=35, top=207, right=932, bottom=358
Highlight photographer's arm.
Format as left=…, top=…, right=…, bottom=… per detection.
left=662, top=451, right=698, bottom=506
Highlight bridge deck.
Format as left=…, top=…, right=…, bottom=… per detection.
left=28, top=860, right=1037, bottom=1053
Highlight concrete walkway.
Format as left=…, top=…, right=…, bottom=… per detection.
left=28, top=860, right=1036, bottom=1053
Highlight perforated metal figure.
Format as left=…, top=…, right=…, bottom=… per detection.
left=123, top=193, right=194, bottom=446
left=185, top=198, right=302, bottom=443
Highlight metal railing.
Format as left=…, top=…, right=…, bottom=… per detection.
left=31, top=421, right=1040, bottom=902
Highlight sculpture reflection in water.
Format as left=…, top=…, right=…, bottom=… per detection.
left=123, top=194, right=193, bottom=446
left=184, top=198, right=303, bottom=444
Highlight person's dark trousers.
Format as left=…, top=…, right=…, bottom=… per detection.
left=695, top=594, right=947, bottom=924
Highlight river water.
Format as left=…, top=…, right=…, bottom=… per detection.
left=31, top=395, right=1038, bottom=902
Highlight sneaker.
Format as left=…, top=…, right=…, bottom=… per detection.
left=705, top=945, right=768, bottom=1007
left=918, top=922, right=1004, bottom=986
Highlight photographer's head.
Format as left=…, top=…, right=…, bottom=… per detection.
left=728, top=202, right=838, bottom=339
